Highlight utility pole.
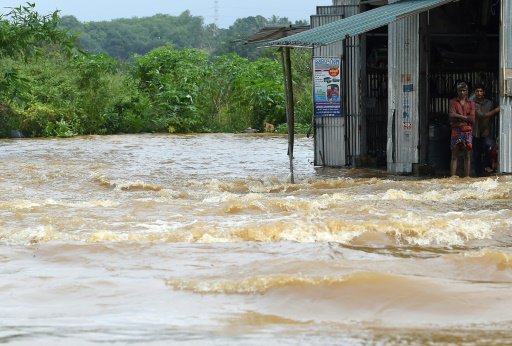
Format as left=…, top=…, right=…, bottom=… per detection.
left=214, top=0, right=219, bottom=27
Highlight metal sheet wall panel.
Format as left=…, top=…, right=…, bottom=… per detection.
left=316, top=6, right=348, bottom=15
left=311, top=0, right=362, bottom=167
left=339, top=2, right=363, bottom=166
left=387, top=15, right=420, bottom=173
left=499, top=0, right=512, bottom=173
left=312, top=1, right=360, bottom=167
left=499, top=102, right=512, bottom=173
left=314, top=117, right=345, bottom=167
left=312, top=11, right=344, bottom=166
left=332, top=0, right=359, bottom=5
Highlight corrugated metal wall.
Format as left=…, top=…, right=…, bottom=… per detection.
left=310, top=0, right=510, bottom=173
left=313, top=116, right=343, bottom=166
left=311, top=12, right=345, bottom=166
left=311, top=14, right=344, bottom=61
left=312, top=1, right=361, bottom=167
left=499, top=0, right=512, bottom=173
left=344, top=25, right=364, bottom=165
left=335, top=1, right=363, bottom=166
left=387, top=15, right=420, bottom=173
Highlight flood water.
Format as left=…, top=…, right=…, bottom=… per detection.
left=1, top=133, right=511, bottom=345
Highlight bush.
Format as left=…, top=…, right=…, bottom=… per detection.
left=135, top=44, right=209, bottom=133
left=15, top=103, right=73, bottom=137
left=275, top=122, right=311, bottom=134
left=0, top=102, right=18, bottom=137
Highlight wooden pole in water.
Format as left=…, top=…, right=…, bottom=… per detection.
left=280, top=47, right=295, bottom=183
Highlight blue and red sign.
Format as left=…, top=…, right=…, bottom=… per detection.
left=313, top=57, right=342, bottom=117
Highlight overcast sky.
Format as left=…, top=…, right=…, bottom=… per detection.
left=1, top=0, right=333, bottom=28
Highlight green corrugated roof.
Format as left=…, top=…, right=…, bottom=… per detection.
left=266, top=0, right=454, bottom=47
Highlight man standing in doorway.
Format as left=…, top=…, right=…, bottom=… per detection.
left=449, top=82, right=475, bottom=177
left=472, top=83, right=500, bottom=176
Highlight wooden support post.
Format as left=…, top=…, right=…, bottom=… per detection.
left=280, top=47, right=295, bottom=183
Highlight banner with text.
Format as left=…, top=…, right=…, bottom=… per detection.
left=313, top=57, right=342, bottom=117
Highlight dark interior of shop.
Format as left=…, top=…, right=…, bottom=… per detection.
left=362, top=0, right=501, bottom=172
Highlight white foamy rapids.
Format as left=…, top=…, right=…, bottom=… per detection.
left=0, top=200, right=41, bottom=209
left=380, top=178, right=509, bottom=202
left=0, top=225, right=75, bottom=244
left=203, top=192, right=332, bottom=214
left=166, top=274, right=349, bottom=294
left=164, top=270, right=512, bottom=299
left=388, top=212, right=495, bottom=246
left=94, top=174, right=161, bottom=191
left=90, top=175, right=511, bottom=206
left=1, top=211, right=503, bottom=246
left=94, top=213, right=501, bottom=245
left=273, top=213, right=499, bottom=246
left=0, top=199, right=119, bottom=210
left=197, top=177, right=301, bottom=195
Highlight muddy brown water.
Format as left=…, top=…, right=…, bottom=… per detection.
left=1, top=133, right=511, bottom=345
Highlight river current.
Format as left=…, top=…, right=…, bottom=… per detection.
left=1, top=133, right=511, bottom=345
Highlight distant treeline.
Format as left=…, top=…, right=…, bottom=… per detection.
left=59, top=11, right=308, bottom=60
left=0, top=4, right=313, bottom=138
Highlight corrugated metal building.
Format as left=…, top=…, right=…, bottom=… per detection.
left=310, top=9, right=346, bottom=167
left=500, top=0, right=512, bottom=172
left=267, top=0, right=512, bottom=175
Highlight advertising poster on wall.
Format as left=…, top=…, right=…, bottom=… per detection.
left=313, top=57, right=342, bottom=117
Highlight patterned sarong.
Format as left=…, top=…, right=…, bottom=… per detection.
left=450, top=126, right=473, bottom=150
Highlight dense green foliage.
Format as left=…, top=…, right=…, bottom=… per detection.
left=58, top=12, right=306, bottom=60
left=0, top=4, right=313, bottom=138
left=135, top=45, right=209, bottom=133
left=0, top=3, right=73, bottom=57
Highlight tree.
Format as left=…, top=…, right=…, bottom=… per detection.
left=0, top=2, right=74, bottom=136
left=0, top=3, right=73, bottom=103
left=0, top=2, right=72, bottom=58
left=135, top=44, right=209, bottom=133
left=57, top=12, right=308, bottom=61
